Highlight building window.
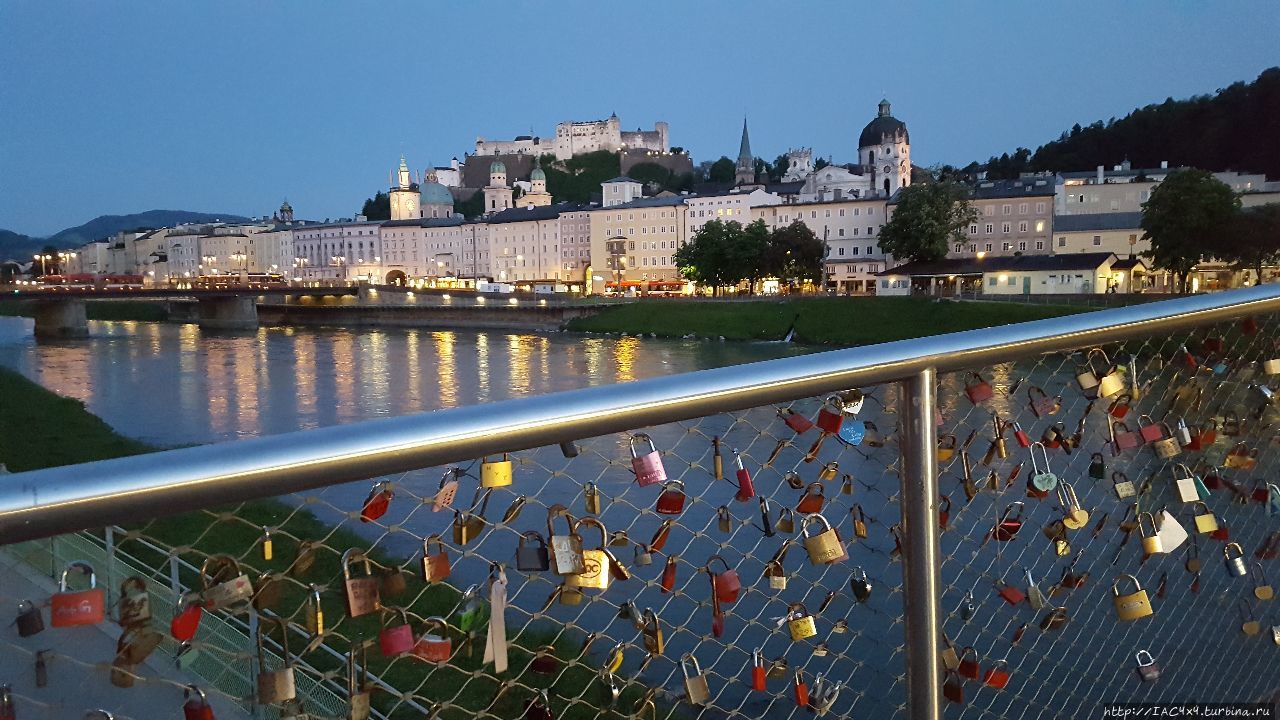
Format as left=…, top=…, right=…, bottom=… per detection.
left=1007, top=276, right=1016, bottom=286
left=1018, top=241, right=1026, bottom=251
left=955, top=243, right=963, bottom=253
left=1058, top=237, right=1067, bottom=247
left=987, top=277, right=997, bottom=286
left=1035, top=220, right=1045, bottom=232
left=1002, top=204, right=1012, bottom=215
left=851, top=247, right=860, bottom=255
left=1036, top=241, right=1044, bottom=250
left=839, top=209, right=845, bottom=217
left=1002, top=223, right=1011, bottom=234
left=852, top=228, right=860, bottom=236
left=1019, top=221, right=1028, bottom=233
left=1003, top=242, right=1012, bottom=251
left=839, top=229, right=845, bottom=237
left=1018, top=203, right=1028, bottom=214
left=866, top=246, right=873, bottom=255
left=969, top=224, right=978, bottom=234
left=1036, top=202, right=1046, bottom=214
left=1093, top=235, right=1102, bottom=246
left=985, top=223, right=994, bottom=234
left=985, top=243, right=993, bottom=252
left=838, top=247, right=845, bottom=256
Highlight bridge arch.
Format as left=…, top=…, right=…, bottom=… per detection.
left=386, top=270, right=408, bottom=287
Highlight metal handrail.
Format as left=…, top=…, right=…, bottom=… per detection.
left=3, top=284, right=1280, bottom=545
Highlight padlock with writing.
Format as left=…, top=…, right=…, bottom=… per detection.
left=682, top=654, right=711, bottom=706
left=412, top=616, right=452, bottom=663
left=707, top=555, right=741, bottom=603
left=1058, top=482, right=1089, bottom=530
left=290, top=540, right=319, bottom=579
left=15, top=599, right=43, bottom=637
left=547, top=504, right=585, bottom=576
left=199, top=556, right=252, bottom=611
left=516, top=531, right=551, bottom=572
left=1113, top=471, right=1136, bottom=499
left=51, top=561, right=106, bottom=628
left=567, top=517, right=610, bottom=590
left=422, top=535, right=451, bottom=583
left=655, top=480, right=686, bottom=515
left=1134, top=650, right=1160, bottom=682
left=183, top=685, right=214, bottom=720
left=360, top=481, right=393, bottom=522
left=1113, top=574, right=1153, bottom=621
left=480, top=453, right=513, bottom=488
left=786, top=603, right=817, bottom=640
left=304, top=586, right=324, bottom=636
left=631, top=434, right=666, bottom=486
left=802, top=514, right=843, bottom=564
left=765, top=559, right=787, bottom=590
left=1029, top=442, right=1057, bottom=492
left=342, top=549, right=382, bottom=618
left=256, top=617, right=297, bottom=705
left=378, top=608, right=414, bottom=657
left=1225, top=542, right=1248, bottom=577
left=797, top=482, right=826, bottom=514
left=1152, top=423, right=1181, bottom=459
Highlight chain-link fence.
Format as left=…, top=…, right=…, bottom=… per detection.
left=4, top=291, right=1280, bottom=719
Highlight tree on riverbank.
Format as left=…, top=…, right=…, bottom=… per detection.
left=1140, top=169, right=1239, bottom=293
left=675, top=219, right=824, bottom=294
left=877, top=181, right=977, bottom=263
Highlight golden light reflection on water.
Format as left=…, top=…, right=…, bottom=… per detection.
left=207, top=340, right=231, bottom=437
left=333, top=333, right=355, bottom=422
left=614, top=336, right=639, bottom=383
left=232, top=337, right=258, bottom=436
left=295, top=333, right=317, bottom=420
left=433, top=331, right=456, bottom=408
left=508, top=334, right=531, bottom=394
left=476, top=333, right=490, bottom=404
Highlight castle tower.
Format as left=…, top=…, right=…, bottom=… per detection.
left=484, top=159, right=513, bottom=215
left=389, top=156, right=421, bottom=220
left=858, top=100, right=911, bottom=197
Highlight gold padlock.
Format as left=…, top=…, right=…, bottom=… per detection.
left=480, top=453, right=513, bottom=488
left=584, top=482, right=601, bottom=515
left=817, top=462, right=838, bottom=482
left=1193, top=502, right=1218, bottom=534
left=567, top=517, right=610, bottom=590
left=801, top=514, right=843, bottom=565
left=765, top=560, right=787, bottom=590
left=1112, top=574, right=1153, bottom=621
left=642, top=608, right=664, bottom=655
left=786, top=603, right=817, bottom=640
left=1139, top=512, right=1163, bottom=556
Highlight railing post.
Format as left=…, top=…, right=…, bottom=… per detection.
left=900, top=367, right=942, bottom=720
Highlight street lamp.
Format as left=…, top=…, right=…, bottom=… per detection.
left=32, top=253, right=53, bottom=276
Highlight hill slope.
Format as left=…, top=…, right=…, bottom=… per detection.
left=47, top=210, right=250, bottom=247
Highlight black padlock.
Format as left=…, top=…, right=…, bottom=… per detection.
left=15, top=600, right=44, bottom=637
left=516, top=531, right=551, bottom=572
left=560, top=441, right=579, bottom=459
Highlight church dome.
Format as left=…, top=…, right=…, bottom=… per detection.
left=858, top=100, right=909, bottom=148
left=421, top=180, right=453, bottom=206
left=530, top=165, right=546, bottom=182
left=490, top=160, right=506, bottom=174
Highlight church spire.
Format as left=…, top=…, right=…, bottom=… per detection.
left=735, top=117, right=756, bottom=185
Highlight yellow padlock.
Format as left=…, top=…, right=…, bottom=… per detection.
left=787, top=603, right=817, bottom=640
left=480, top=453, right=513, bottom=488
left=1138, top=512, right=1163, bottom=556
left=1112, top=574, right=1153, bottom=621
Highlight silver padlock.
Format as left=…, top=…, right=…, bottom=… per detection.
left=681, top=654, right=711, bottom=705
left=200, top=555, right=253, bottom=610
left=256, top=617, right=297, bottom=705
left=1225, top=543, right=1249, bottom=577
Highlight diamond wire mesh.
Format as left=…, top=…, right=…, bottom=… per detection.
left=6, top=310, right=1280, bottom=719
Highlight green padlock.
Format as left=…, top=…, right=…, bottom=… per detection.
left=457, top=585, right=488, bottom=633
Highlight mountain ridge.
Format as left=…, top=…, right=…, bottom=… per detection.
left=1, top=210, right=250, bottom=261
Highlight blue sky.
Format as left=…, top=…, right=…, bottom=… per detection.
left=1, top=1, right=1277, bottom=236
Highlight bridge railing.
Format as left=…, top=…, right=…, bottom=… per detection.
left=5, top=285, right=1280, bottom=719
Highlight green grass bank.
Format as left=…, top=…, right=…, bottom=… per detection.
left=566, top=296, right=1085, bottom=346
left=0, top=367, right=654, bottom=719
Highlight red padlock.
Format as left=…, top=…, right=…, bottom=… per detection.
left=660, top=555, right=678, bottom=593
left=655, top=481, right=686, bottom=515
left=814, top=396, right=844, bottom=434
left=707, top=556, right=741, bottom=603
left=649, top=520, right=673, bottom=553
left=779, top=407, right=814, bottom=434
left=938, top=495, right=951, bottom=530
left=983, top=660, right=1011, bottom=689
left=1179, top=345, right=1198, bottom=370
left=170, top=593, right=203, bottom=642
left=630, top=434, right=667, bottom=487
left=793, top=669, right=809, bottom=706
left=796, top=482, right=826, bottom=514
left=1138, top=415, right=1164, bottom=444
left=1108, top=394, right=1132, bottom=419
left=1203, top=467, right=1223, bottom=490
left=732, top=449, right=755, bottom=502
left=360, top=481, right=393, bottom=522
left=378, top=608, right=415, bottom=657
left=1203, top=336, right=1224, bottom=355
left=965, top=372, right=993, bottom=404
left=51, top=562, right=106, bottom=628
left=183, top=685, right=215, bottom=720
left=422, top=535, right=451, bottom=583
left=1112, top=421, right=1141, bottom=452
left=992, top=503, right=1024, bottom=541
left=943, top=670, right=965, bottom=704
left=957, top=646, right=980, bottom=679
left=411, top=616, right=452, bottom=663
left=1012, top=421, right=1031, bottom=448
left=750, top=649, right=767, bottom=691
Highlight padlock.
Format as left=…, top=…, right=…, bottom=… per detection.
left=777, top=507, right=797, bottom=534
left=786, top=603, right=817, bottom=640
left=815, top=395, right=845, bottom=433
left=360, top=481, right=393, bottom=522
left=943, top=669, right=965, bottom=704
left=1112, top=471, right=1136, bottom=499
left=679, top=654, right=710, bottom=706
left=765, top=560, right=787, bottom=590
left=1057, top=483, right=1088, bottom=530
left=524, top=689, right=554, bottom=720
left=797, top=482, right=826, bottom=514
left=531, top=644, right=559, bottom=675
left=547, top=504, right=586, bottom=576
left=1224, top=443, right=1258, bottom=470
left=863, top=421, right=884, bottom=447
left=852, top=504, right=868, bottom=538
left=732, top=449, right=755, bottom=501
left=584, top=482, right=601, bottom=515
left=957, top=646, right=980, bottom=679
left=779, top=407, right=814, bottom=434
left=1152, top=426, right=1181, bottom=459
left=1264, top=357, right=1280, bottom=375
left=1112, top=421, right=1140, bottom=452
left=170, top=593, right=203, bottom=641
left=481, top=453, right=513, bottom=488
left=993, top=502, right=1024, bottom=541
left=183, top=685, right=215, bottom=720
left=199, top=555, right=252, bottom=611
left=1138, top=512, right=1163, bottom=555
left=655, top=480, right=686, bottom=515
left=411, top=616, right=452, bottom=663
left=648, top=518, right=673, bottom=552
left=996, top=579, right=1025, bottom=605
left=1135, top=414, right=1161, bottom=444
left=15, top=599, right=44, bottom=637
left=304, top=586, right=324, bottom=636
left=1188, top=502, right=1218, bottom=534
left=1098, top=361, right=1125, bottom=399
left=1040, top=606, right=1069, bottom=631
left=634, top=543, right=653, bottom=566
left=347, top=644, right=371, bottom=720
left=938, top=495, right=951, bottom=530
left=1113, top=574, right=1153, bottom=621
left=1255, top=564, right=1274, bottom=600
left=641, top=608, right=664, bottom=655
left=51, top=561, right=106, bottom=627
left=1131, top=650, right=1161, bottom=683
left=455, top=488, right=490, bottom=542
left=706, top=555, right=741, bottom=603
left=567, top=517, right=610, bottom=590
left=1040, top=422, right=1065, bottom=450
left=784, top=470, right=805, bottom=490
left=850, top=566, right=872, bottom=602
left=660, top=554, right=678, bottom=593
left=421, top=535, right=451, bottom=583
left=1191, top=420, right=1218, bottom=451
left=1241, top=601, right=1262, bottom=636
left=256, top=617, right=297, bottom=705
left=802, top=514, right=843, bottom=564
left=937, top=433, right=957, bottom=462
left=980, top=659, right=1010, bottom=690
left=817, top=461, right=838, bottom=482
left=516, top=531, right=551, bottom=572
left=751, top=648, right=767, bottom=691
left=433, top=468, right=460, bottom=512
left=342, top=549, right=381, bottom=618
left=1107, top=393, right=1132, bottom=419
left=965, top=372, right=993, bottom=404
left=1174, top=464, right=1202, bottom=502
left=717, top=505, right=733, bottom=533
left=1075, top=349, right=1104, bottom=392
left=290, top=540, right=319, bottom=579
left=378, top=608, right=414, bottom=657
left=250, top=571, right=284, bottom=612
left=1225, top=542, right=1248, bottom=577
left=1008, top=420, right=1029, bottom=448
left=1029, top=442, right=1057, bottom=492
left=381, top=564, right=408, bottom=599
left=457, top=585, right=486, bottom=635
left=1028, top=386, right=1059, bottom=417
left=630, top=433, right=667, bottom=486
left=555, top=583, right=583, bottom=606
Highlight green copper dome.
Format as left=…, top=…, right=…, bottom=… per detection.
left=490, top=159, right=506, bottom=174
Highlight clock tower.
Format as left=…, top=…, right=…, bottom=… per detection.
left=389, top=156, right=421, bottom=221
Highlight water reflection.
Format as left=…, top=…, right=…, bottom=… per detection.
left=0, top=317, right=810, bottom=448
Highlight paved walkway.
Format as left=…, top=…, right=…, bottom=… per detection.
left=0, top=550, right=251, bottom=720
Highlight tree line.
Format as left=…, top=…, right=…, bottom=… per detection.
left=673, top=219, right=825, bottom=295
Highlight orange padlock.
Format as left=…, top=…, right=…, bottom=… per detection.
left=51, top=562, right=105, bottom=628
